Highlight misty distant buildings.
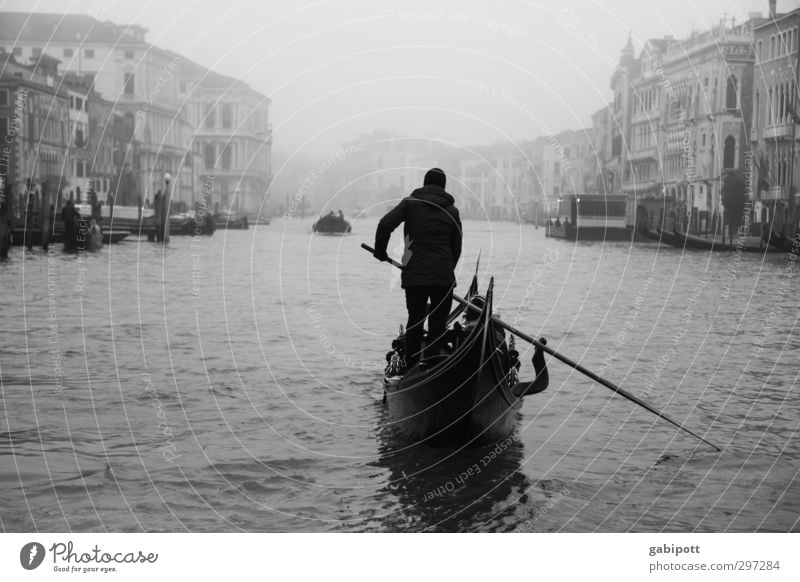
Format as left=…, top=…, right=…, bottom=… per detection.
left=0, top=12, right=271, bottom=216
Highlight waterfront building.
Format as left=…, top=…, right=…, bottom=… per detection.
left=176, top=57, right=271, bottom=216
left=751, top=0, right=800, bottom=231
left=606, top=34, right=640, bottom=206
left=609, top=15, right=761, bottom=232
left=0, top=51, right=70, bottom=216
left=0, top=12, right=271, bottom=214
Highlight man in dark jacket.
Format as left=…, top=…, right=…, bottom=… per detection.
left=373, top=168, right=462, bottom=366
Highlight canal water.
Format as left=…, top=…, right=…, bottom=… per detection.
left=1, top=218, right=798, bottom=532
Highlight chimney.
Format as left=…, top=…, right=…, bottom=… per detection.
left=769, top=0, right=776, bottom=19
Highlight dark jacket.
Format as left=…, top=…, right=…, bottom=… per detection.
left=374, top=185, right=462, bottom=288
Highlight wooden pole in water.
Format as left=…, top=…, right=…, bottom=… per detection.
left=361, top=242, right=722, bottom=452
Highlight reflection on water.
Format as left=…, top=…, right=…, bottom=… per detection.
left=0, top=219, right=798, bottom=532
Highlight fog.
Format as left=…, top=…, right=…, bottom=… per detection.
left=2, top=0, right=771, bottom=158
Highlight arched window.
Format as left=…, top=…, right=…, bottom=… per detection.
left=755, top=90, right=760, bottom=129
left=723, top=136, right=736, bottom=169
left=221, top=104, right=233, bottom=129
left=726, top=75, right=738, bottom=110
left=758, top=39, right=763, bottom=61
left=771, top=35, right=776, bottom=59
left=768, top=86, right=774, bottom=124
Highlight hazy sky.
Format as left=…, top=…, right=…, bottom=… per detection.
left=1, top=0, right=774, bottom=157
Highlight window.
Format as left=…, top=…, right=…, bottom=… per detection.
left=76, top=161, right=85, bottom=178
left=221, top=144, right=232, bottom=169
left=204, top=105, right=216, bottom=128
left=12, top=47, right=21, bottom=55
left=221, top=104, right=233, bottom=128
left=63, top=48, right=73, bottom=58
left=702, top=133, right=706, bottom=147
left=770, top=35, right=775, bottom=59
left=726, top=75, right=738, bottom=110
left=85, top=49, right=94, bottom=58
left=32, top=47, right=42, bottom=58
left=204, top=144, right=215, bottom=169
left=124, top=73, right=135, bottom=95
left=758, top=40, right=763, bottom=61
left=125, top=51, right=134, bottom=59
left=75, top=97, right=83, bottom=111
left=0, top=118, right=8, bottom=138
left=755, top=91, right=760, bottom=129
left=0, top=89, right=8, bottom=107
left=723, top=136, right=736, bottom=169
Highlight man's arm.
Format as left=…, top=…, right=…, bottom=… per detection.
left=373, top=200, right=406, bottom=261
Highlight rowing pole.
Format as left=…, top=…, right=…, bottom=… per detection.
left=361, top=242, right=722, bottom=452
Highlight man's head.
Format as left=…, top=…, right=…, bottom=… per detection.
left=423, top=168, right=446, bottom=189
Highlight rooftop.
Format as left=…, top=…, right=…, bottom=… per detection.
left=0, top=12, right=145, bottom=45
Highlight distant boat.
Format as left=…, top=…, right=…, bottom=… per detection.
left=313, top=213, right=351, bottom=235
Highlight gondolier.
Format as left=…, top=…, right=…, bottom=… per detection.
left=373, top=168, right=462, bottom=367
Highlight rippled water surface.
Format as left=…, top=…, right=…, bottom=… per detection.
left=1, top=219, right=798, bottom=532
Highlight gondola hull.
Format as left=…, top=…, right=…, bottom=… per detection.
left=383, top=283, right=522, bottom=448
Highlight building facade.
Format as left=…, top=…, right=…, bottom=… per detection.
left=603, top=16, right=760, bottom=231
left=0, top=12, right=271, bottom=215
left=177, top=58, right=271, bottom=215
left=751, top=3, right=800, bottom=231
left=0, top=51, right=70, bottom=216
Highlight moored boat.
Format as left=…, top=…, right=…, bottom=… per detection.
left=215, top=211, right=248, bottom=230
left=382, top=279, right=548, bottom=448
left=768, top=229, right=800, bottom=256
left=642, top=223, right=776, bottom=253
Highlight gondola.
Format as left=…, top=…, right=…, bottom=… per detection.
left=382, top=277, right=548, bottom=448
left=643, top=223, right=773, bottom=253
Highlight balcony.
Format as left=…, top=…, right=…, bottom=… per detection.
left=762, top=121, right=800, bottom=140
left=760, top=186, right=792, bottom=201
left=627, top=147, right=659, bottom=162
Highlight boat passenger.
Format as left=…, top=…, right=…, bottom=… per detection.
left=373, top=168, right=462, bottom=366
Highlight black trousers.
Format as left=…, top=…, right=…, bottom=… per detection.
left=404, top=285, right=453, bottom=362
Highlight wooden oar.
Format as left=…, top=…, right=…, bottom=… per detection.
left=361, top=242, right=722, bottom=452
